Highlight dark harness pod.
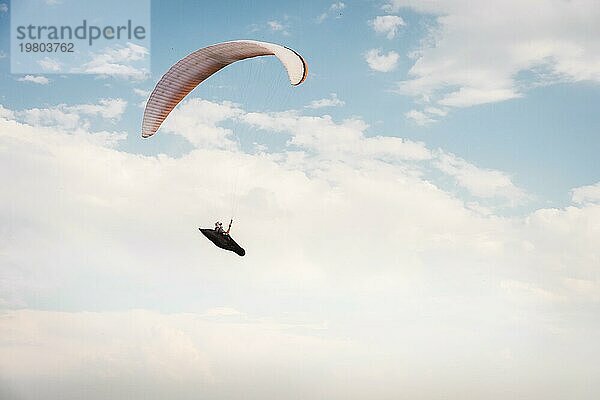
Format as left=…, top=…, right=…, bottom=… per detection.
left=199, top=228, right=245, bottom=256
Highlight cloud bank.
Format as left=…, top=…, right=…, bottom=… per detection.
left=1, top=98, right=599, bottom=399
left=385, top=0, right=600, bottom=120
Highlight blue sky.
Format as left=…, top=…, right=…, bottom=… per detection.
left=1, top=1, right=600, bottom=399
left=2, top=0, right=598, bottom=209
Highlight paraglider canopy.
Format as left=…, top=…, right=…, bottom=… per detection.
left=141, top=40, right=308, bottom=138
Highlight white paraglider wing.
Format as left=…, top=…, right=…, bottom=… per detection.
left=142, top=40, right=308, bottom=138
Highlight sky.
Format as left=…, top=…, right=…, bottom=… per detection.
left=1, top=0, right=600, bottom=399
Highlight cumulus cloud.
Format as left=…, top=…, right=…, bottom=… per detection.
left=17, top=75, right=50, bottom=85
left=161, top=98, right=242, bottom=149
left=164, top=99, right=524, bottom=203
left=405, top=106, right=449, bottom=125
left=424, top=106, right=448, bottom=116
left=266, top=19, right=290, bottom=36
left=1, top=100, right=599, bottom=399
left=364, top=48, right=400, bottom=72
left=268, top=20, right=284, bottom=31
left=67, top=98, right=128, bottom=120
left=438, top=87, right=522, bottom=108
left=434, top=151, right=528, bottom=204
left=572, top=182, right=600, bottom=204
left=161, top=98, right=430, bottom=162
left=0, top=309, right=352, bottom=400
left=371, top=15, right=405, bottom=39
left=7, top=98, right=127, bottom=136
left=317, top=2, right=346, bottom=23
left=387, top=0, right=600, bottom=114
left=405, top=109, right=435, bottom=126
left=75, top=43, right=149, bottom=80
left=38, top=57, right=61, bottom=72
left=305, top=93, right=345, bottom=109
left=239, top=109, right=432, bottom=161
left=133, top=88, right=150, bottom=97
left=18, top=107, right=81, bottom=130
left=0, top=104, right=14, bottom=119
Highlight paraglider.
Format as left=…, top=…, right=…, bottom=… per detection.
left=199, top=220, right=245, bottom=257
left=141, top=40, right=308, bottom=256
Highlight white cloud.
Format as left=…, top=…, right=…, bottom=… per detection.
left=67, top=98, right=128, bottom=120
left=0, top=104, right=14, bottom=119
left=75, top=43, right=149, bottom=80
left=500, top=279, right=566, bottom=304
left=201, top=307, right=245, bottom=317
left=405, top=106, right=448, bottom=125
left=239, top=109, right=431, bottom=161
left=563, top=278, right=600, bottom=302
left=381, top=1, right=399, bottom=13
left=1, top=99, right=600, bottom=399
left=38, top=57, right=61, bottom=72
left=0, top=309, right=351, bottom=400
left=371, top=15, right=405, bottom=39
left=0, top=3, right=7, bottom=13
left=305, top=93, right=345, bottom=109
left=364, top=49, right=399, bottom=72
left=438, top=87, right=522, bottom=108
left=0, top=50, right=7, bottom=59
left=267, top=20, right=290, bottom=36
left=17, top=75, right=50, bottom=85
left=18, top=107, right=81, bottom=130
left=134, top=88, right=151, bottom=109
left=161, top=98, right=242, bottom=149
left=434, top=151, right=528, bottom=203
left=133, top=88, right=151, bottom=97
left=405, top=109, right=435, bottom=126
left=572, top=182, right=600, bottom=204
left=317, top=2, right=346, bottom=23
left=268, top=20, right=284, bottom=31
left=424, top=106, right=448, bottom=116
left=9, top=98, right=127, bottom=134
left=330, top=1, right=345, bottom=12
left=159, top=98, right=431, bottom=162
left=389, top=0, right=600, bottom=114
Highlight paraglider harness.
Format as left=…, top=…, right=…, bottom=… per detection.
left=201, top=219, right=245, bottom=256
